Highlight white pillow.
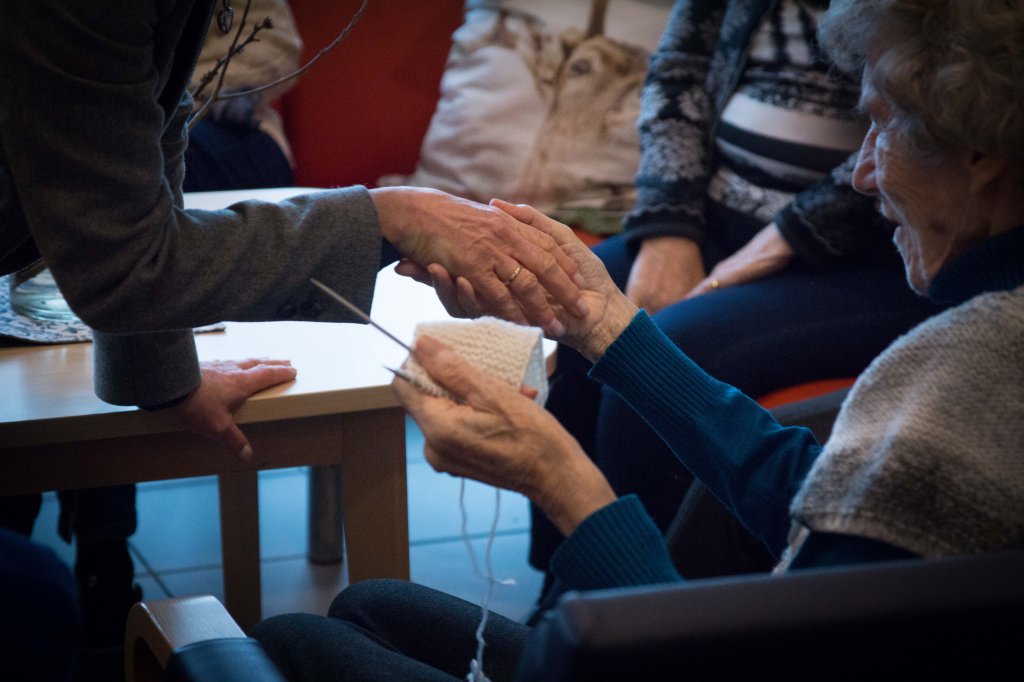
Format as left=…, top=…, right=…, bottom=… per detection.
left=379, top=0, right=674, bottom=234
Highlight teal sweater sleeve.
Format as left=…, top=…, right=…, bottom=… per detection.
left=551, top=495, right=682, bottom=591
left=588, top=311, right=823, bottom=554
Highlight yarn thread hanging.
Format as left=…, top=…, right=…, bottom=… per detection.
left=403, top=316, right=548, bottom=681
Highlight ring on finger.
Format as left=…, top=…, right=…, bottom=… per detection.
left=504, top=264, right=523, bottom=287
left=709, top=278, right=721, bottom=290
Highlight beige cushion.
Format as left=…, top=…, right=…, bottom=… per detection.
left=379, top=0, right=673, bottom=234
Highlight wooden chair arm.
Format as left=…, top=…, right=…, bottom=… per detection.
left=124, top=595, right=245, bottom=682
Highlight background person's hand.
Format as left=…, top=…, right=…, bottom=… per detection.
left=685, top=223, right=795, bottom=298
left=625, top=236, right=705, bottom=314
left=392, top=335, right=616, bottom=536
left=371, top=187, right=587, bottom=336
left=204, top=89, right=261, bottom=128
left=164, top=358, right=297, bottom=460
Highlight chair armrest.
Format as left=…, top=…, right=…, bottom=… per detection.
left=515, top=551, right=1024, bottom=681
left=769, top=386, right=850, bottom=442
left=125, top=595, right=248, bottom=682
left=165, top=638, right=287, bottom=682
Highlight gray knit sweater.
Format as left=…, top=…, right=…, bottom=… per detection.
left=789, top=284, right=1024, bottom=558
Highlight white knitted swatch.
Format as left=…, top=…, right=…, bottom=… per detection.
left=403, top=316, right=548, bottom=406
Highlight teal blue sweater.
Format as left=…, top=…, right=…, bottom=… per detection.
left=550, top=226, right=1024, bottom=591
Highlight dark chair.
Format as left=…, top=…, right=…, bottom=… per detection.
left=516, top=549, right=1024, bottom=681
left=125, top=595, right=285, bottom=682
left=126, top=549, right=1024, bottom=681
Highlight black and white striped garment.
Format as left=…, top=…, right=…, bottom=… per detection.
left=710, top=0, right=867, bottom=225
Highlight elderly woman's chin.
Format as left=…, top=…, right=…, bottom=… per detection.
left=892, top=225, right=932, bottom=296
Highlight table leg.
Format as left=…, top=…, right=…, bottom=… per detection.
left=338, top=407, right=410, bottom=584
left=217, top=469, right=261, bottom=631
left=308, top=464, right=345, bottom=564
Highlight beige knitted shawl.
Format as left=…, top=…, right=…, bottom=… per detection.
left=783, top=285, right=1024, bottom=563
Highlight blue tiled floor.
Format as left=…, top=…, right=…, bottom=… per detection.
left=28, top=415, right=543, bottom=624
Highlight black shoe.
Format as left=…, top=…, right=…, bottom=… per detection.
left=74, top=539, right=142, bottom=681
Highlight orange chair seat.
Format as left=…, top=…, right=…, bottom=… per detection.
left=757, top=378, right=857, bottom=410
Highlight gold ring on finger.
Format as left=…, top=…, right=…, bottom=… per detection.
left=709, top=278, right=721, bottom=290
left=504, top=264, right=523, bottom=287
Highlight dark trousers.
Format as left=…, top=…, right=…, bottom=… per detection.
left=182, top=118, right=294, bottom=193
left=530, top=230, right=942, bottom=579
left=0, top=528, right=81, bottom=682
left=0, top=485, right=137, bottom=544
left=253, top=579, right=530, bottom=682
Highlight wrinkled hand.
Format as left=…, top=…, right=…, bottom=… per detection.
left=164, top=358, right=297, bottom=460
left=625, top=236, right=705, bottom=314
left=394, top=260, right=480, bottom=321
left=686, top=223, right=794, bottom=298
left=371, top=187, right=587, bottom=336
left=492, top=200, right=639, bottom=361
left=392, top=335, right=616, bottom=536
left=422, top=200, right=639, bottom=361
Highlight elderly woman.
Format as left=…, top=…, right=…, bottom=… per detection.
left=252, top=1, right=1024, bottom=678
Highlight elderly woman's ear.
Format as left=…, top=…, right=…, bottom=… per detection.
left=965, top=151, right=1013, bottom=196
left=965, top=151, right=1024, bottom=239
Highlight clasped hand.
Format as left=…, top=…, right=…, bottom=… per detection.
left=417, top=198, right=639, bottom=363
left=371, top=187, right=590, bottom=338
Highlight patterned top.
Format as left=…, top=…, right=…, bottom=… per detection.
left=623, top=0, right=897, bottom=269
left=711, top=0, right=867, bottom=225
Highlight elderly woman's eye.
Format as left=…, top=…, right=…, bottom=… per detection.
left=569, top=59, right=593, bottom=76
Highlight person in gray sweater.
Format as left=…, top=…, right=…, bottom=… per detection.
left=0, top=1, right=584, bottom=454
left=252, top=1, right=1023, bottom=678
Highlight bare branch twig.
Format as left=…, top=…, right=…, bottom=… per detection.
left=215, top=0, right=370, bottom=101
left=189, top=0, right=258, bottom=129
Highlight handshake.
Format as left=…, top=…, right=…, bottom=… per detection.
left=370, top=187, right=638, bottom=363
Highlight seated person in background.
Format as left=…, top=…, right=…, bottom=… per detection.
left=184, top=0, right=302, bottom=192
left=252, top=1, right=1024, bottom=678
left=532, top=0, right=944, bottom=598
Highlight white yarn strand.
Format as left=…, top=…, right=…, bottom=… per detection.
left=460, top=479, right=515, bottom=682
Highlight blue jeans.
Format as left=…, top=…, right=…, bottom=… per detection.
left=530, top=230, right=942, bottom=577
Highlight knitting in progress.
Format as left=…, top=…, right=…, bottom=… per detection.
left=403, top=316, right=549, bottom=406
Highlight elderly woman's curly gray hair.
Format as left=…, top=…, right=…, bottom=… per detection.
left=818, top=0, right=1024, bottom=161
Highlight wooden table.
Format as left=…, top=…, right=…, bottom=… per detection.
left=0, top=189, right=455, bottom=630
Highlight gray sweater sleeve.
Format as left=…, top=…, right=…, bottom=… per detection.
left=93, top=329, right=202, bottom=407
left=1, top=2, right=384, bottom=334
left=0, top=1, right=385, bottom=406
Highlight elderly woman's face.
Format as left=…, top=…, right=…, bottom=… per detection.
left=851, top=69, right=974, bottom=295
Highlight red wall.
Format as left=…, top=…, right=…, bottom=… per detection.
left=282, top=0, right=463, bottom=188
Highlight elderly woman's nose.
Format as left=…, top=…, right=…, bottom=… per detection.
left=852, top=143, right=878, bottom=195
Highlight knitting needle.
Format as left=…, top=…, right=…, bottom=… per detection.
left=384, top=366, right=415, bottom=384
left=310, top=278, right=415, bottom=354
